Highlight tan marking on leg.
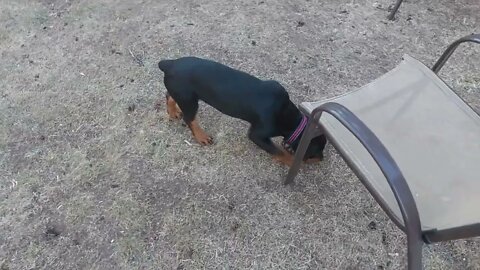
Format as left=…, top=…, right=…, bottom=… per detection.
left=166, top=95, right=182, bottom=120
left=188, top=119, right=213, bottom=145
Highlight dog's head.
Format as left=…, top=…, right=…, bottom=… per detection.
left=302, top=135, right=327, bottom=162
left=282, top=115, right=327, bottom=163
left=277, top=99, right=326, bottom=163
left=284, top=134, right=326, bottom=162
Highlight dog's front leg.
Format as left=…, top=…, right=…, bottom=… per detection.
left=248, top=128, right=293, bottom=166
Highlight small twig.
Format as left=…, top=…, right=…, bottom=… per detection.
left=128, top=48, right=144, bottom=66
left=10, top=179, right=17, bottom=189
left=128, top=48, right=135, bottom=59
left=184, top=140, right=192, bottom=146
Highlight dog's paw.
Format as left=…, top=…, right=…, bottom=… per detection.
left=167, top=106, right=183, bottom=120
left=165, top=96, right=183, bottom=120
left=273, top=152, right=294, bottom=167
left=168, top=109, right=183, bottom=120
left=194, top=133, right=213, bottom=146
left=304, top=157, right=323, bottom=164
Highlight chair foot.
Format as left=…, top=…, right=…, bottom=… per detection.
left=407, top=235, right=423, bottom=270
left=387, top=0, right=404, bottom=20
left=284, top=121, right=317, bottom=185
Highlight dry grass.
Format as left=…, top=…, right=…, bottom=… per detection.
left=1, top=0, right=479, bottom=269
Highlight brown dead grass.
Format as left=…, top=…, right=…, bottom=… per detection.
left=1, top=0, right=479, bottom=269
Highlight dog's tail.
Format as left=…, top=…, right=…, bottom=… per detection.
left=158, top=59, right=174, bottom=74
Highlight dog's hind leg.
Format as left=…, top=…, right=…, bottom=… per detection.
left=177, top=96, right=213, bottom=146
left=164, top=77, right=213, bottom=145
left=163, top=75, right=183, bottom=120
left=187, top=118, right=213, bottom=146
left=165, top=93, right=183, bottom=120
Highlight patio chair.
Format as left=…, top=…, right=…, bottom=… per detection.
left=284, top=33, right=480, bottom=269
left=387, top=0, right=404, bottom=20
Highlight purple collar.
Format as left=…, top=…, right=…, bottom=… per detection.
left=284, top=115, right=308, bottom=146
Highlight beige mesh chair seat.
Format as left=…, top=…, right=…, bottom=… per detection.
left=302, top=54, right=480, bottom=232
left=285, top=34, right=480, bottom=270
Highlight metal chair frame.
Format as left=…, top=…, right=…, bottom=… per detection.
left=285, top=34, right=480, bottom=270
left=388, top=0, right=405, bottom=20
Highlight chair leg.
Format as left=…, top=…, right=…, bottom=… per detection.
left=432, top=34, right=480, bottom=73
left=284, top=121, right=318, bottom=185
left=387, top=0, right=404, bottom=20
left=407, top=235, right=423, bottom=270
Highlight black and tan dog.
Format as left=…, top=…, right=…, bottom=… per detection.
left=158, top=57, right=326, bottom=166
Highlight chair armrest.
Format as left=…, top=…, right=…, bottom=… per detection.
left=311, top=102, right=422, bottom=237
left=432, top=33, right=480, bottom=73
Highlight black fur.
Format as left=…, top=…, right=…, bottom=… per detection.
left=159, top=57, right=326, bottom=160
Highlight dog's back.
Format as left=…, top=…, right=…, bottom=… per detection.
left=159, top=57, right=288, bottom=123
